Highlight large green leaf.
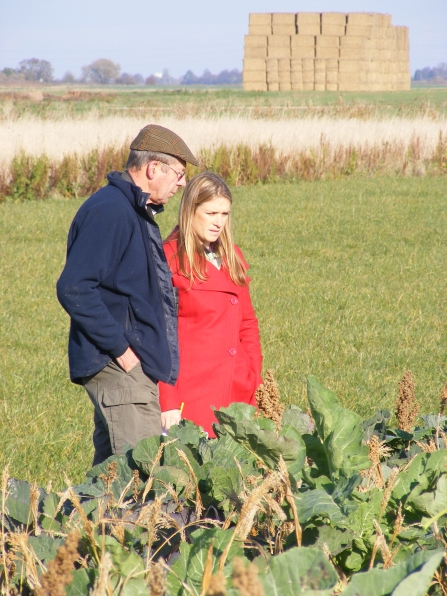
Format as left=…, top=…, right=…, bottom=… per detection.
left=103, top=536, right=144, bottom=577
left=4, top=479, right=32, bottom=525
left=132, top=436, right=163, bottom=475
left=348, top=491, right=383, bottom=538
left=66, top=569, right=98, bottom=596
left=214, top=409, right=305, bottom=471
left=282, top=405, right=315, bottom=434
left=168, top=419, right=207, bottom=451
left=295, top=490, right=348, bottom=526
left=209, top=466, right=242, bottom=504
left=85, top=455, right=136, bottom=501
left=261, top=547, right=338, bottom=595
left=307, top=376, right=371, bottom=480
left=409, top=473, right=447, bottom=518
left=29, top=535, right=64, bottom=566
left=167, top=528, right=243, bottom=595
left=341, top=549, right=443, bottom=596
left=392, top=450, right=447, bottom=503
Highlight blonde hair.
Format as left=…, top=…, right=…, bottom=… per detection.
left=166, top=172, right=247, bottom=286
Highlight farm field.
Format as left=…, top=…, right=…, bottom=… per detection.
left=1, top=176, right=446, bottom=489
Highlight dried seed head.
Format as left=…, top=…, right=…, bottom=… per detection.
left=34, top=529, right=80, bottom=596
left=91, top=551, right=112, bottom=596
left=236, top=472, right=282, bottom=540
left=396, top=370, right=419, bottom=433
left=440, top=384, right=447, bottom=415
left=132, top=469, right=140, bottom=502
left=255, top=371, right=284, bottom=433
left=206, top=572, right=227, bottom=596
left=232, top=557, right=264, bottom=596
left=99, top=461, right=119, bottom=507
left=30, top=483, right=41, bottom=536
left=415, top=438, right=437, bottom=453
left=147, top=559, right=166, bottom=596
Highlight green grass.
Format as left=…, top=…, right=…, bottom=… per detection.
left=1, top=85, right=446, bottom=118
left=1, top=177, right=446, bottom=488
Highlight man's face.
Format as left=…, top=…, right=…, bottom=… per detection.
left=146, top=158, right=187, bottom=205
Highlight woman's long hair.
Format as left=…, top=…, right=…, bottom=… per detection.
left=166, top=172, right=247, bottom=286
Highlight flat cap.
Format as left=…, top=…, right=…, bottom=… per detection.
left=130, top=124, right=199, bottom=167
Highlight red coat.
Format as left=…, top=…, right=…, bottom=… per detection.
left=159, top=240, right=263, bottom=437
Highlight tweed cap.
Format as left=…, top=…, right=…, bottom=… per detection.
left=130, top=124, right=199, bottom=167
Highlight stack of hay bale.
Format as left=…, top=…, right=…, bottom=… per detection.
left=243, top=12, right=410, bottom=92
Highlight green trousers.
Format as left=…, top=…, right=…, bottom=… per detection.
left=82, top=361, right=161, bottom=466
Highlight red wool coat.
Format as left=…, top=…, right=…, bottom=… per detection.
left=159, top=240, right=263, bottom=437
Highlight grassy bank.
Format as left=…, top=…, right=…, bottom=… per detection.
left=1, top=176, right=446, bottom=487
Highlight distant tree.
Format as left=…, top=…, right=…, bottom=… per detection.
left=413, top=63, right=447, bottom=82
left=133, top=73, right=144, bottom=85
left=180, top=68, right=242, bottom=85
left=81, top=59, right=121, bottom=84
left=181, top=70, right=199, bottom=84
left=117, top=72, right=136, bottom=85
left=2, top=67, right=17, bottom=77
left=19, top=58, right=54, bottom=82
left=145, top=75, right=158, bottom=85
left=62, top=71, right=76, bottom=83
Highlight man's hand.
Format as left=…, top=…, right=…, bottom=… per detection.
left=116, top=347, right=140, bottom=373
left=161, top=409, right=181, bottom=431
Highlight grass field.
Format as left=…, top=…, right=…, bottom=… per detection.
left=1, top=176, right=446, bottom=488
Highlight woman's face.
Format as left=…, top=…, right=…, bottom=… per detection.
left=192, top=196, right=231, bottom=249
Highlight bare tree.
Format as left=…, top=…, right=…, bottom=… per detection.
left=19, top=58, right=54, bottom=82
left=81, top=59, right=121, bottom=84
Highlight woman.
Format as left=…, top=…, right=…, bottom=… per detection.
left=159, top=172, right=262, bottom=437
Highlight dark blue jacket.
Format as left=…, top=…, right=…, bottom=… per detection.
left=56, top=172, right=179, bottom=385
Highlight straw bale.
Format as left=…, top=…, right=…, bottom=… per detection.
left=244, top=46, right=268, bottom=59
left=291, top=46, right=315, bottom=59
left=267, top=71, right=279, bottom=83
left=314, top=58, right=326, bottom=71
left=245, top=35, right=268, bottom=48
left=278, top=58, right=291, bottom=72
left=338, top=79, right=361, bottom=91
left=268, top=35, right=291, bottom=47
left=371, top=13, right=392, bottom=27
left=302, top=58, right=315, bottom=72
left=369, top=60, right=381, bottom=72
left=316, top=47, right=339, bottom=59
left=326, top=59, right=338, bottom=71
left=267, top=46, right=291, bottom=59
left=326, top=83, right=338, bottom=91
left=291, top=59, right=303, bottom=71
left=250, top=13, right=272, bottom=26
left=291, top=35, right=315, bottom=47
left=291, top=70, right=303, bottom=83
left=340, top=36, right=364, bottom=48
left=272, top=13, right=296, bottom=25
left=243, top=82, right=267, bottom=91
left=316, top=35, right=339, bottom=47
left=268, top=82, right=280, bottom=91
left=379, top=49, right=394, bottom=61
left=291, top=81, right=304, bottom=90
left=249, top=25, right=272, bottom=36
left=346, top=24, right=372, bottom=37
left=279, top=73, right=291, bottom=84
left=339, top=47, right=362, bottom=60
left=347, top=13, right=373, bottom=26
left=272, top=25, right=296, bottom=35
left=279, top=81, right=292, bottom=91
left=302, top=82, right=314, bottom=90
left=326, top=71, right=338, bottom=84
left=339, top=60, right=361, bottom=73
left=244, top=58, right=267, bottom=71
left=302, top=74, right=314, bottom=86
left=266, top=58, right=279, bottom=72
left=322, top=12, right=346, bottom=26
left=315, top=71, right=326, bottom=85
left=243, top=71, right=267, bottom=83
left=298, top=24, right=321, bottom=36
left=314, top=83, right=326, bottom=91
left=322, top=24, right=346, bottom=36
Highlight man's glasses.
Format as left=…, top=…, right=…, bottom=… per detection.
left=160, top=162, right=186, bottom=182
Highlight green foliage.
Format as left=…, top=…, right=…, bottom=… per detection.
left=2, top=378, right=447, bottom=594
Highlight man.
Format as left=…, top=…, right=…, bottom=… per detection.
left=57, top=124, right=199, bottom=466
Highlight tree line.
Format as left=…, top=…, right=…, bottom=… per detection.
left=0, top=58, right=242, bottom=86
left=413, top=62, right=447, bottom=83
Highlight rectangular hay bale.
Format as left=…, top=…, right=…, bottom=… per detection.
left=267, top=46, right=291, bottom=59
left=267, top=71, right=279, bottom=83
left=291, top=46, right=315, bottom=59
left=316, top=46, right=339, bottom=59
left=340, top=36, right=364, bottom=48
left=245, top=35, right=268, bottom=48
left=322, top=12, right=346, bottom=26
left=314, top=83, right=326, bottom=91
left=297, top=12, right=321, bottom=35
left=315, top=71, right=326, bottom=85
left=272, top=13, right=296, bottom=26
left=278, top=58, right=291, bottom=72
left=244, top=46, right=268, bottom=59
left=326, top=59, right=338, bottom=71
left=291, top=35, right=315, bottom=47
left=279, top=81, right=292, bottom=91
left=243, top=81, right=268, bottom=91
left=243, top=71, right=267, bottom=83
left=326, top=71, right=338, bottom=84
left=244, top=58, right=267, bottom=71
left=249, top=25, right=272, bottom=35
left=303, top=81, right=315, bottom=90
left=346, top=24, right=372, bottom=37
left=302, top=58, right=315, bottom=71
left=268, top=35, right=291, bottom=47
left=291, top=70, right=303, bottom=83
left=326, top=83, right=338, bottom=91
left=316, top=35, right=340, bottom=47
left=339, top=47, right=363, bottom=60
left=268, top=82, right=280, bottom=91
left=338, top=59, right=361, bottom=73
left=249, top=13, right=272, bottom=26
left=266, top=58, right=279, bottom=72
left=347, top=13, right=373, bottom=26
left=314, top=58, right=326, bottom=71
left=272, top=25, right=296, bottom=35
left=322, top=24, right=346, bottom=36
left=291, top=81, right=304, bottom=90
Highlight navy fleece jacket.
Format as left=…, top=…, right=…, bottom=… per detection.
left=56, top=172, right=179, bottom=385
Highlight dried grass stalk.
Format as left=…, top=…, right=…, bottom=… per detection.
left=232, top=557, right=264, bottom=596
left=395, top=370, right=419, bottom=432
left=440, top=384, right=447, bottom=415
left=34, top=529, right=80, bottom=596
left=30, top=483, right=41, bottom=536
left=147, top=559, right=167, bottom=596
left=90, top=551, right=112, bottom=596
left=176, top=448, right=204, bottom=518
left=8, top=531, right=40, bottom=589
left=255, top=370, right=284, bottom=433
left=236, top=472, right=282, bottom=541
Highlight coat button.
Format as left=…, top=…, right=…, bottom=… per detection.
left=229, top=348, right=237, bottom=356
left=230, top=297, right=238, bottom=305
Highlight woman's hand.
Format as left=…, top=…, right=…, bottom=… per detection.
left=161, top=409, right=182, bottom=431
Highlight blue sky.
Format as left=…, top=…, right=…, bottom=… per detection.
left=1, top=0, right=446, bottom=79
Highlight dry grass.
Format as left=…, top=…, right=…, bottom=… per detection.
left=1, top=113, right=447, bottom=166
